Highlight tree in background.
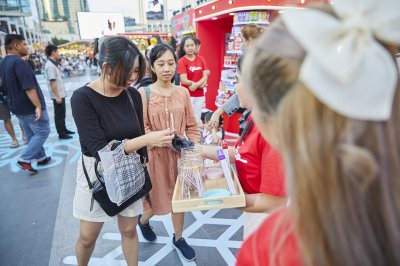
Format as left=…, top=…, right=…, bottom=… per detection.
left=51, top=37, right=69, bottom=46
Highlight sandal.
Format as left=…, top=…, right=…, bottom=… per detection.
left=10, top=142, right=19, bottom=148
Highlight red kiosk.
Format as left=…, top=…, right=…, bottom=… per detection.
left=195, top=0, right=328, bottom=134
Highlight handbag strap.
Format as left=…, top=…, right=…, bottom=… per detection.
left=144, top=86, right=151, bottom=104
left=81, top=156, right=94, bottom=189
left=125, top=89, right=149, bottom=164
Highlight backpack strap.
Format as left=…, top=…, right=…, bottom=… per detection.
left=144, top=86, right=150, bottom=104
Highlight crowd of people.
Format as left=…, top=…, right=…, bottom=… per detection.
left=25, top=52, right=92, bottom=77
left=1, top=0, right=400, bottom=265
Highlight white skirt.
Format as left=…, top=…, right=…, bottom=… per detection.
left=190, top=96, right=205, bottom=123
left=73, top=155, right=143, bottom=223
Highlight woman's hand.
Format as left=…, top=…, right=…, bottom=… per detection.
left=198, top=79, right=207, bottom=88
left=189, top=82, right=199, bottom=91
left=208, top=108, right=224, bottom=129
left=124, top=129, right=176, bottom=154
left=145, top=129, right=175, bottom=148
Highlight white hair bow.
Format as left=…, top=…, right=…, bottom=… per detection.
left=282, top=0, right=400, bottom=121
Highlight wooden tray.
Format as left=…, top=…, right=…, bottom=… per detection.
left=172, top=165, right=246, bottom=213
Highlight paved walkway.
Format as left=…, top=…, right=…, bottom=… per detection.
left=0, top=72, right=243, bottom=266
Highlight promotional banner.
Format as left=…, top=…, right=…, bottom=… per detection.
left=171, top=9, right=195, bottom=37
left=77, top=12, right=125, bottom=39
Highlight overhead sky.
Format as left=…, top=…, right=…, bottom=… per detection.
left=87, top=0, right=182, bottom=21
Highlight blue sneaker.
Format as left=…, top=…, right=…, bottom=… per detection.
left=138, top=214, right=157, bottom=242
left=172, top=234, right=196, bottom=261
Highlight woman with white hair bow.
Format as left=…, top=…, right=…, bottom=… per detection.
left=235, top=0, right=400, bottom=265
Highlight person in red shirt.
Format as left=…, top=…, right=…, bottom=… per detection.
left=236, top=208, right=301, bottom=266
left=200, top=56, right=287, bottom=237
left=237, top=2, right=400, bottom=266
left=177, top=36, right=209, bottom=124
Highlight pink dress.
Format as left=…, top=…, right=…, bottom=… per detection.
left=139, top=86, right=200, bottom=214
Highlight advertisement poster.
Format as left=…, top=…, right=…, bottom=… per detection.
left=146, top=0, right=164, bottom=20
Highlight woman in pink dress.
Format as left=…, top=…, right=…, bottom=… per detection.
left=138, top=43, right=200, bottom=261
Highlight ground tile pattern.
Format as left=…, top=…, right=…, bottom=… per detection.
left=63, top=210, right=243, bottom=265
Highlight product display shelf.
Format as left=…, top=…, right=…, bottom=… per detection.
left=226, top=50, right=243, bottom=55
left=216, top=11, right=270, bottom=107
left=217, top=11, right=270, bottom=110
left=223, top=64, right=237, bottom=68
left=233, top=21, right=270, bottom=26
left=220, top=77, right=236, bottom=83
left=219, top=87, right=235, bottom=93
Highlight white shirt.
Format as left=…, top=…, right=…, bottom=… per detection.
left=45, top=59, right=66, bottom=99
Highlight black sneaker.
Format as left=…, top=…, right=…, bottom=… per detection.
left=59, top=134, right=73, bottom=140
left=65, top=129, right=75, bottom=135
left=37, top=157, right=51, bottom=166
left=17, top=161, right=38, bottom=175
left=138, top=214, right=157, bottom=242
left=172, top=234, right=196, bottom=261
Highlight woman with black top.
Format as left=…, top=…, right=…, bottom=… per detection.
left=71, top=36, right=175, bottom=266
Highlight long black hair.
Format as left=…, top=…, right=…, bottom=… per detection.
left=177, top=35, right=196, bottom=59
left=98, top=36, right=145, bottom=87
left=149, top=43, right=177, bottom=82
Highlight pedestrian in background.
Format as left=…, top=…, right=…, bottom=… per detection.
left=71, top=36, right=174, bottom=266
left=194, top=38, right=201, bottom=55
left=178, top=35, right=209, bottom=124
left=138, top=44, right=200, bottom=261
left=45, top=44, right=75, bottom=140
left=137, top=47, right=154, bottom=88
left=0, top=34, right=50, bottom=174
left=236, top=1, right=400, bottom=265
left=173, top=42, right=181, bottom=86
left=0, top=96, right=22, bottom=148
left=0, top=56, right=27, bottom=148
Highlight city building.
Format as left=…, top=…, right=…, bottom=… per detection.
left=181, top=0, right=195, bottom=10
left=177, top=0, right=213, bottom=14
left=139, top=0, right=171, bottom=33
left=0, top=0, right=44, bottom=56
left=36, top=0, right=89, bottom=40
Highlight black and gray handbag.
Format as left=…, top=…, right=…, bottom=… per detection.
left=81, top=152, right=151, bottom=217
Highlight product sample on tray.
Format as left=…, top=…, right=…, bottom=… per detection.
left=216, top=149, right=237, bottom=195
left=177, top=146, right=205, bottom=199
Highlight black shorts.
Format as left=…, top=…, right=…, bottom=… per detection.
left=0, top=103, right=11, bottom=121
